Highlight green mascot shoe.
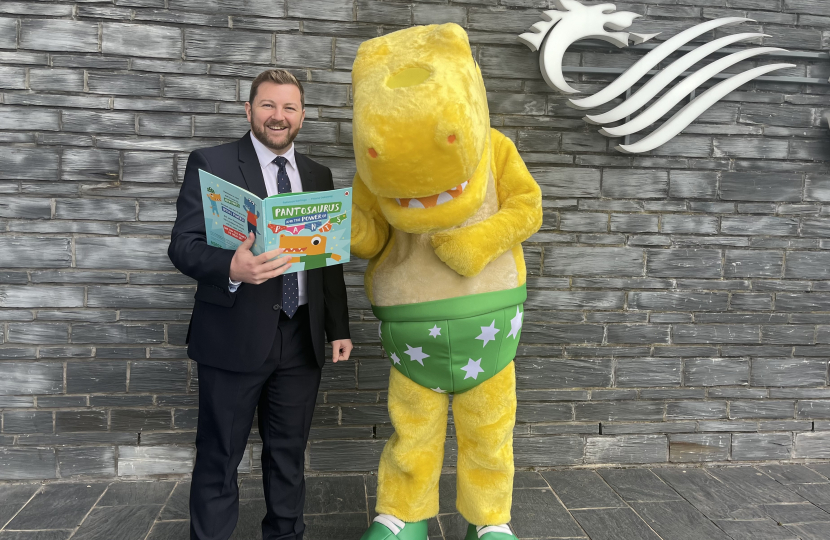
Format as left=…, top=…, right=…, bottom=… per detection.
left=360, top=516, right=429, bottom=540
left=464, top=524, right=518, bottom=540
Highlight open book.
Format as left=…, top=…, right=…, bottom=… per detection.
left=199, top=169, right=351, bottom=273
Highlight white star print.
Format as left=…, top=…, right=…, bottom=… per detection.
left=390, top=353, right=401, bottom=365
left=476, top=320, right=500, bottom=347
left=404, top=344, right=429, bottom=366
left=461, top=358, right=485, bottom=380
left=430, top=387, right=446, bottom=393
left=507, top=307, right=523, bottom=339
left=428, top=325, right=442, bottom=338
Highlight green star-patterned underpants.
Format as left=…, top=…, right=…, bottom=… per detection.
left=373, top=285, right=526, bottom=394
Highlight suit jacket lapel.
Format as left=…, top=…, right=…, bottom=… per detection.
left=238, top=131, right=268, bottom=199
left=295, top=152, right=319, bottom=193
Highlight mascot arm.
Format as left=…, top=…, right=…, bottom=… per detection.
left=351, top=173, right=390, bottom=259
left=431, top=129, right=543, bottom=277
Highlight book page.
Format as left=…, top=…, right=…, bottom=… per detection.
left=263, top=188, right=352, bottom=273
left=198, top=169, right=266, bottom=255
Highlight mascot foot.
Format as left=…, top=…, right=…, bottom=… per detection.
left=360, top=514, right=429, bottom=540
left=464, top=523, right=518, bottom=540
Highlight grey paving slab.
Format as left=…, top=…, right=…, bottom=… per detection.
left=0, top=507, right=24, bottom=531
left=0, top=466, right=827, bottom=540
left=510, top=488, right=585, bottom=539
left=807, top=464, right=830, bottom=481
left=513, top=471, right=548, bottom=489
left=238, top=478, right=264, bottom=500
left=713, top=518, right=800, bottom=540
left=426, top=517, right=441, bottom=540
left=0, top=532, right=72, bottom=540
left=97, top=481, right=176, bottom=506
left=305, top=513, right=368, bottom=540
left=787, top=522, right=830, bottom=540
left=0, top=485, right=40, bottom=529
left=436, top=512, right=469, bottom=540
left=366, top=496, right=376, bottom=522
left=364, top=475, right=377, bottom=498
left=228, top=498, right=266, bottom=540
left=0, top=485, right=41, bottom=506
left=541, top=471, right=625, bottom=509
left=654, top=468, right=766, bottom=520
left=631, top=500, right=733, bottom=540
left=304, top=475, right=367, bottom=514
left=706, top=467, right=805, bottom=504
left=570, top=507, right=661, bottom=540
left=6, top=483, right=107, bottom=530
left=71, top=504, right=161, bottom=540
left=438, top=474, right=458, bottom=514
left=762, top=503, right=830, bottom=525
left=597, top=468, right=683, bottom=502
left=758, top=465, right=830, bottom=485
left=790, top=483, right=830, bottom=512
left=145, top=521, right=189, bottom=540
left=157, top=482, right=189, bottom=520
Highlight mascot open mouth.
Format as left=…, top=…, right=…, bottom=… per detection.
left=393, top=181, right=469, bottom=209
left=371, top=143, right=490, bottom=234
left=283, top=247, right=307, bottom=253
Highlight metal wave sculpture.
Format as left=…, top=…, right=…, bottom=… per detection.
left=517, top=0, right=659, bottom=95
left=518, top=0, right=796, bottom=154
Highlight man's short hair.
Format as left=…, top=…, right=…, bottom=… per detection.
left=249, top=69, right=305, bottom=109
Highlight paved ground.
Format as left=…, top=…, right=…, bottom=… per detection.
left=1, top=464, right=829, bottom=539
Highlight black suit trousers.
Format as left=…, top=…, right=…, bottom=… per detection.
left=190, top=305, right=321, bottom=540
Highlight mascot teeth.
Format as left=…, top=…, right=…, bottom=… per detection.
left=395, top=181, right=467, bottom=209
left=436, top=192, right=453, bottom=205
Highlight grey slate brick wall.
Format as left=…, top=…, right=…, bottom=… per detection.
left=0, top=0, right=829, bottom=479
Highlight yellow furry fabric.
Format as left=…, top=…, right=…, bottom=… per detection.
left=351, top=173, right=389, bottom=261
left=454, top=362, right=516, bottom=525
left=351, top=23, right=491, bottom=234
left=430, top=129, right=542, bottom=277
left=350, top=22, right=542, bottom=527
left=368, top=171, right=521, bottom=307
left=352, top=24, right=489, bottom=202
left=376, top=364, right=516, bottom=525
left=376, top=366, right=449, bottom=521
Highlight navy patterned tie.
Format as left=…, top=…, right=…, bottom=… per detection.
left=274, top=156, right=299, bottom=318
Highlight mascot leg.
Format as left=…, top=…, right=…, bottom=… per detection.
left=453, top=361, right=516, bottom=529
left=369, top=367, right=448, bottom=538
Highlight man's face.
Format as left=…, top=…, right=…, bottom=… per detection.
left=246, top=81, right=305, bottom=154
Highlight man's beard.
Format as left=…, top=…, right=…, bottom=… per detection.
left=252, top=120, right=299, bottom=153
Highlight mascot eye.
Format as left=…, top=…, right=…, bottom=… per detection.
left=311, top=236, right=322, bottom=246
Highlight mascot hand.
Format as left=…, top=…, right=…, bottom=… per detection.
left=350, top=174, right=389, bottom=259
left=431, top=226, right=490, bottom=278
left=351, top=205, right=368, bottom=241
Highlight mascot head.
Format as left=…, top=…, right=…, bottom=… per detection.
left=352, top=23, right=491, bottom=233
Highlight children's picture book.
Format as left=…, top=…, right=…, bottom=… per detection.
left=199, top=169, right=351, bottom=273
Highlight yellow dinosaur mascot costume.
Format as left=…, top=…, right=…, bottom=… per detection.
left=351, top=23, right=543, bottom=540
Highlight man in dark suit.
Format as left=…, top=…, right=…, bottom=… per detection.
left=168, top=69, right=353, bottom=540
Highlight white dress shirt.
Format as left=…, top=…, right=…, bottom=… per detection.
left=228, top=132, right=307, bottom=306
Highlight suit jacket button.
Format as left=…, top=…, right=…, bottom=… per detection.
left=273, top=304, right=281, bottom=311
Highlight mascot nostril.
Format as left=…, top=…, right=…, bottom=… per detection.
left=351, top=22, right=542, bottom=540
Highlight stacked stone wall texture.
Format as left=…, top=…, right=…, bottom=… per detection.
left=0, top=0, right=829, bottom=479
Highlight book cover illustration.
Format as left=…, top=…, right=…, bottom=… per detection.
left=199, top=169, right=351, bottom=273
